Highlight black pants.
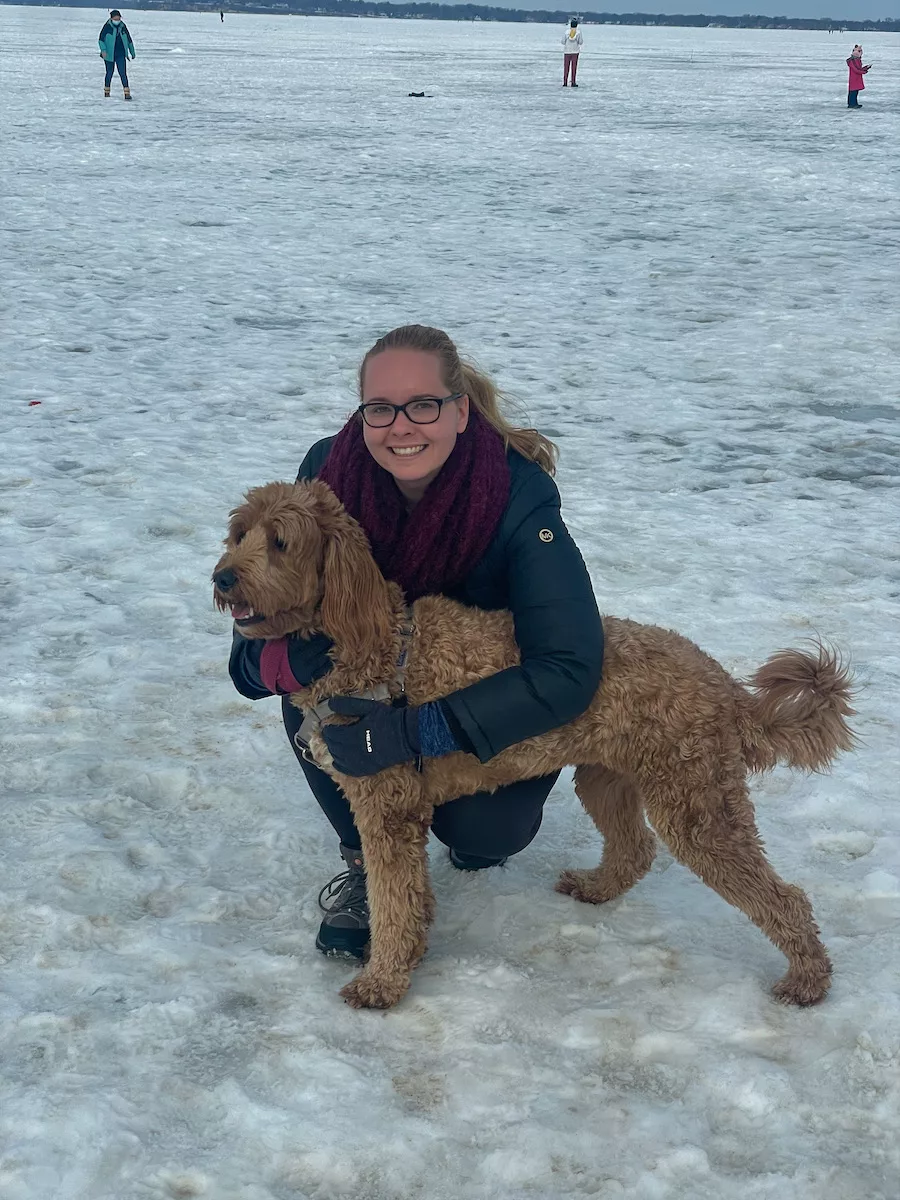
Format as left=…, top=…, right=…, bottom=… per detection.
left=848, top=90, right=860, bottom=107
left=282, top=697, right=557, bottom=857
left=105, top=56, right=129, bottom=88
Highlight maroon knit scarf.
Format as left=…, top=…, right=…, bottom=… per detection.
left=319, top=411, right=511, bottom=601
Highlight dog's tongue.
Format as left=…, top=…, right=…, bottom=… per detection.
left=231, top=603, right=252, bottom=620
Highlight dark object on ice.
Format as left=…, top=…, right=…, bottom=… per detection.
left=316, top=844, right=370, bottom=960
left=449, top=847, right=508, bottom=871
left=408, top=91, right=426, bottom=97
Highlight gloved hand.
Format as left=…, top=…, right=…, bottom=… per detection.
left=322, top=697, right=421, bottom=777
left=260, top=631, right=333, bottom=694
left=285, top=632, right=333, bottom=687
left=229, top=630, right=333, bottom=699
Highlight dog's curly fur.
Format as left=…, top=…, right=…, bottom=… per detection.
left=214, top=481, right=856, bottom=1011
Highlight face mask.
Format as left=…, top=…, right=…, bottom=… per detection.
left=111, top=17, right=120, bottom=22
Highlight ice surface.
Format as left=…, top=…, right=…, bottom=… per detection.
left=2, top=8, right=899, bottom=1199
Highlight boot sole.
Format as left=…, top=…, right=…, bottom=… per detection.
left=315, top=934, right=367, bottom=960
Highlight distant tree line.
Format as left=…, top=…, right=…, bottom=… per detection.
left=8, top=0, right=898, bottom=32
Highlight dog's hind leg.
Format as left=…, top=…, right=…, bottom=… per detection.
left=556, top=765, right=657, bottom=904
left=339, top=770, right=434, bottom=1010
left=644, top=779, right=832, bottom=1006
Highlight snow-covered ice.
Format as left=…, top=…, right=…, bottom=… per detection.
left=2, top=8, right=899, bottom=1198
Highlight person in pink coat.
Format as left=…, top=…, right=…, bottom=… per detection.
left=847, top=45, right=871, bottom=109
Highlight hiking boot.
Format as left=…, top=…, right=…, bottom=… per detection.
left=316, top=843, right=369, bottom=959
left=104, top=86, right=111, bottom=97
left=449, top=847, right=508, bottom=871
left=123, top=88, right=132, bottom=100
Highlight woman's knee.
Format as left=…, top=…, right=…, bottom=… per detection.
left=431, top=773, right=558, bottom=859
left=432, top=806, right=544, bottom=859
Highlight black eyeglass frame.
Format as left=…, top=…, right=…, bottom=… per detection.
left=356, top=392, right=465, bottom=428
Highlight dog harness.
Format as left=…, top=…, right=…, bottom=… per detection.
left=293, top=611, right=414, bottom=761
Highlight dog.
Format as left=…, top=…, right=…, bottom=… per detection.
left=213, top=480, right=855, bottom=1011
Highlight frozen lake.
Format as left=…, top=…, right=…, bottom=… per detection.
left=2, top=7, right=900, bottom=1198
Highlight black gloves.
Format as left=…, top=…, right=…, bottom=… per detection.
left=322, top=697, right=421, bottom=777
left=229, top=631, right=334, bottom=700
left=285, top=632, right=335, bottom=687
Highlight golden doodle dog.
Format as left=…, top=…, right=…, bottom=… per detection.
left=213, top=480, right=855, bottom=1011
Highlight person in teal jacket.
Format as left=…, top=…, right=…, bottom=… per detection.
left=99, top=10, right=135, bottom=100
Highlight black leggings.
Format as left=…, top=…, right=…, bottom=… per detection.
left=282, top=697, right=557, bottom=856
left=105, top=56, right=129, bottom=88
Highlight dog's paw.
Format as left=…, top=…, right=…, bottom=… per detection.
left=340, top=968, right=410, bottom=1010
left=555, top=868, right=622, bottom=905
left=772, top=963, right=832, bottom=1007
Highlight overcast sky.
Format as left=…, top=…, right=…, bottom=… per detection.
left=499, top=0, right=896, bottom=18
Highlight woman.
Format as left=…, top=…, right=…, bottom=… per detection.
left=99, top=10, right=135, bottom=101
left=229, top=325, right=604, bottom=958
left=561, top=18, right=583, bottom=88
left=846, top=44, right=871, bottom=109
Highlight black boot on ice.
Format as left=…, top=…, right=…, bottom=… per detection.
left=449, top=847, right=508, bottom=871
left=316, top=844, right=369, bottom=959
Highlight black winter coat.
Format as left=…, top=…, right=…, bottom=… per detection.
left=229, top=437, right=604, bottom=763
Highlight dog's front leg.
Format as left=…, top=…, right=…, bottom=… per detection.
left=338, top=766, right=434, bottom=1010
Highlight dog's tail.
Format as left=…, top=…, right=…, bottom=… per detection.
left=739, top=643, right=856, bottom=774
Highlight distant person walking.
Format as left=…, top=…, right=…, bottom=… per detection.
left=561, top=18, right=583, bottom=88
left=846, top=44, right=870, bottom=108
left=99, top=10, right=135, bottom=100
left=220, top=10, right=224, bottom=21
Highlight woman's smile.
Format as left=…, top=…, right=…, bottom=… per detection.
left=361, top=348, right=469, bottom=504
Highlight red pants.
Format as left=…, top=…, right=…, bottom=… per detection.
left=564, top=53, right=579, bottom=85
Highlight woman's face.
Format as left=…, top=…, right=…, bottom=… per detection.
left=360, top=349, right=469, bottom=501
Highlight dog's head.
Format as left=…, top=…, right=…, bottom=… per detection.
left=212, top=480, right=395, bottom=668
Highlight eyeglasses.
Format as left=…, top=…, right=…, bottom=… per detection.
left=357, top=393, right=464, bottom=429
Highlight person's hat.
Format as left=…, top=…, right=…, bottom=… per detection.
left=570, top=17, right=578, bottom=25
left=110, top=9, right=121, bottom=16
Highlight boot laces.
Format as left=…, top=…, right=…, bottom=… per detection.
left=318, top=865, right=367, bottom=919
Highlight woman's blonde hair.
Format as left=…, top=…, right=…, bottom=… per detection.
left=358, top=325, right=558, bottom=476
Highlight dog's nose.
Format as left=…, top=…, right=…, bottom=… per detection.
left=214, top=567, right=238, bottom=592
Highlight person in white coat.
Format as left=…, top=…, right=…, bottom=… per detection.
left=561, top=18, right=583, bottom=87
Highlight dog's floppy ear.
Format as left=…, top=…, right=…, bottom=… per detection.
left=315, top=486, right=395, bottom=670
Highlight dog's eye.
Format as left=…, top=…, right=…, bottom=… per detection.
left=234, top=530, right=246, bottom=545
left=273, top=536, right=287, bottom=552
